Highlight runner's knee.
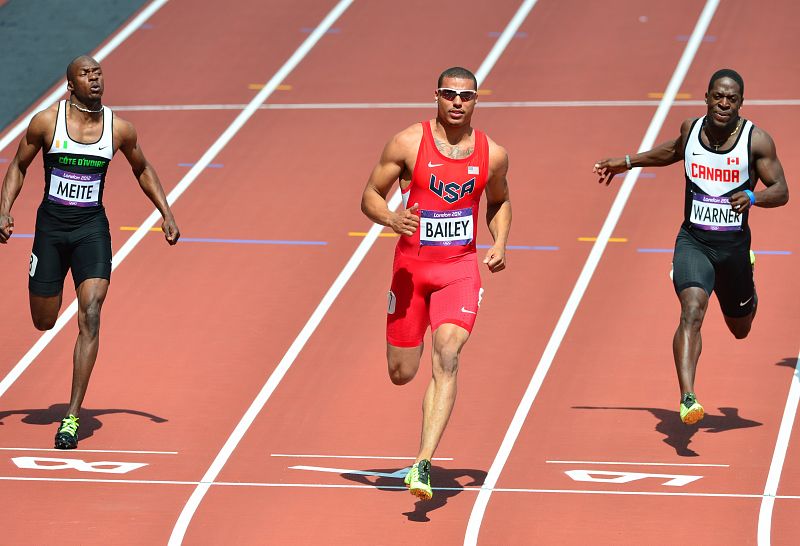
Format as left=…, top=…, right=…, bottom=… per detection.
left=387, top=350, right=421, bottom=385
left=433, top=342, right=460, bottom=376
left=679, top=301, right=706, bottom=331
left=79, top=300, right=102, bottom=338
left=388, top=359, right=416, bottom=385
left=727, top=318, right=752, bottom=340
left=32, top=314, right=57, bottom=331
left=732, top=326, right=751, bottom=339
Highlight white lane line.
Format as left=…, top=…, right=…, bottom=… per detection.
left=168, top=1, right=538, bottom=542
left=758, top=351, right=800, bottom=546
left=165, top=1, right=356, bottom=543
left=0, top=0, right=169, bottom=150
left=0, top=447, right=177, bottom=455
left=546, top=460, right=729, bottom=468
left=475, top=0, right=539, bottom=84
left=463, top=1, right=721, bottom=544
left=1, top=476, right=800, bottom=500
left=271, top=454, right=453, bottom=461
left=107, top=98, right=800, bottom=112
left=289, top=465, right=409, bottom=479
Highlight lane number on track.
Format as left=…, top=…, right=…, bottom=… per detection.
left=565, top=469, right=702, bottom=487
left=12, top=456, right=148, bottom=474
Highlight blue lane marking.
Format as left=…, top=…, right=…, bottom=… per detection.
left=638, top=248, right=793, bottom=255
left=8, top=232, right=787, bottom=255
left=179, top=237, right=327, bottom=245
left=177, top=163, right=224, bottom=168
left=0, top=158, right=8, bottom=163
left=477, top=244, right=559, bottom=251
left=10, top=234, right=326, bottom=246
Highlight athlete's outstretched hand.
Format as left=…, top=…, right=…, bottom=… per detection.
left=161, top=216, right=180, bottom=245
left=0, top=214, right=14, bottom=244
left=389, top=202, right=419, bottom=236
left=483, top=244, right=506, bottom=273
left=593, top=157, right=629, bottom=185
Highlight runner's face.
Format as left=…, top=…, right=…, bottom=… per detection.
left=68, top=61, right=104, bottom=102
left=705, top=77, right=742, bottom=129
left=436, top=76, right=477, bottom=127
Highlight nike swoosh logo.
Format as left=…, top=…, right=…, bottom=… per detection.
left=99, top=146, right=108, bottom=150
left=461, top=307, right=477, bottom=315
left=739, top=297, right=753, bottom=307
left=691, top=152, right=704, bottom=156
left=428, top=161, right=443, bottom=168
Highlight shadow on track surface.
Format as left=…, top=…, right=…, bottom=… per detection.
left=340, top=466, right=486, bottom=522
left=574, top=406, right=761, bottom=457
left=0, top=403, right=167, bottom=441
left=776, top=356, right=798, bottom=370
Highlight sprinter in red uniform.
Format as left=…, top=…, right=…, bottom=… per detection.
left=361, top=67, right=512, bottom=500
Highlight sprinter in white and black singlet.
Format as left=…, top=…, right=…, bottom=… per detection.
left=0, top=56, right=179, bottom=449
left=592, top=69, right=789, bottom=426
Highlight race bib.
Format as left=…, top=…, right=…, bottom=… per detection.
left=690, top=193, right=742, bottom=231
left=48, top=168, right=101, bottom=207
left=420, top=207, right=473, bottom=246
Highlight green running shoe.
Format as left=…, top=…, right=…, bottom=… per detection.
left=680, top=393, right=704, bottom=425
left=54, top=415, right=79, bottom=449
left=404, top=459, right=433, bottom=500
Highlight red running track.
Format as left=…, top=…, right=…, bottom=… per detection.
left=0, top=0, right=797, bottom=544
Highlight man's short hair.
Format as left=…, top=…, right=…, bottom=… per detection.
left=66, top=55, right=99, bottom=82
left=438, top=67, right=478, bottom=90
left=708, top=68, right=744, bottom=96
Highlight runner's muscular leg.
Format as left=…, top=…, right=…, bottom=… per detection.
left=673, top=287, right=708, bottom=394
left=67, top=278, right=109, bottom=417
left=387, top=343, right=424, bottom=385
left=723, top=298, right=757, bottom=339
left=723, top=277, right=758, bottom=339
left=416, top=323, right=469, bottom=462
left=30, top=292, right=63, bottom=331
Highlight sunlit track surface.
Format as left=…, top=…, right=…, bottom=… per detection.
left=108, top=99, right=800, bottom=111
left=0, top=0, right=797, bottom=544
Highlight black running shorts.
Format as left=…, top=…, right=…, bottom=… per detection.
left=28, top=206, right=112, bottom=296
left=672, top=227, right=754, bottom=318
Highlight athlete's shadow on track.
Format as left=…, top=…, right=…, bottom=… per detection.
left=0, top=404, right=167, bottom=440
left=340, top=466, right=486, bottom=522
left=574, top=406, right=761, bottom=457
left=776, top=357, right=798, bottom=370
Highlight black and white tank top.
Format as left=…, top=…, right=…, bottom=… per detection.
left=42, top=100, right=113, bottom=221
left=682, top=116, right=754, bottom=243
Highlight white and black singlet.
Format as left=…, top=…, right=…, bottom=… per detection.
left=672, top=116, right=756, bottom=317
left=29, top=100, right=114, bottom=295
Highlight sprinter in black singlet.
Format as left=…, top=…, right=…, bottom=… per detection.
left=592, top=69, right=789, bottom=425
left=0, top=56, right=179, bottom=448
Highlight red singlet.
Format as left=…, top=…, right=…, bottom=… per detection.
left=387, top=121, right=489, bottom=346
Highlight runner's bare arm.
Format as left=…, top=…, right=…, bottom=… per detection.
left=361, top=127, right=420, bottom=236
left=0, top=111, right=51, bottom=244
left=116, top=117, right=180, bottom=245
left=593, top=119, right=693, bottom=185
left=730, top=127, right=789, bottom=210
left=483, top=141, right=511, bottom=273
